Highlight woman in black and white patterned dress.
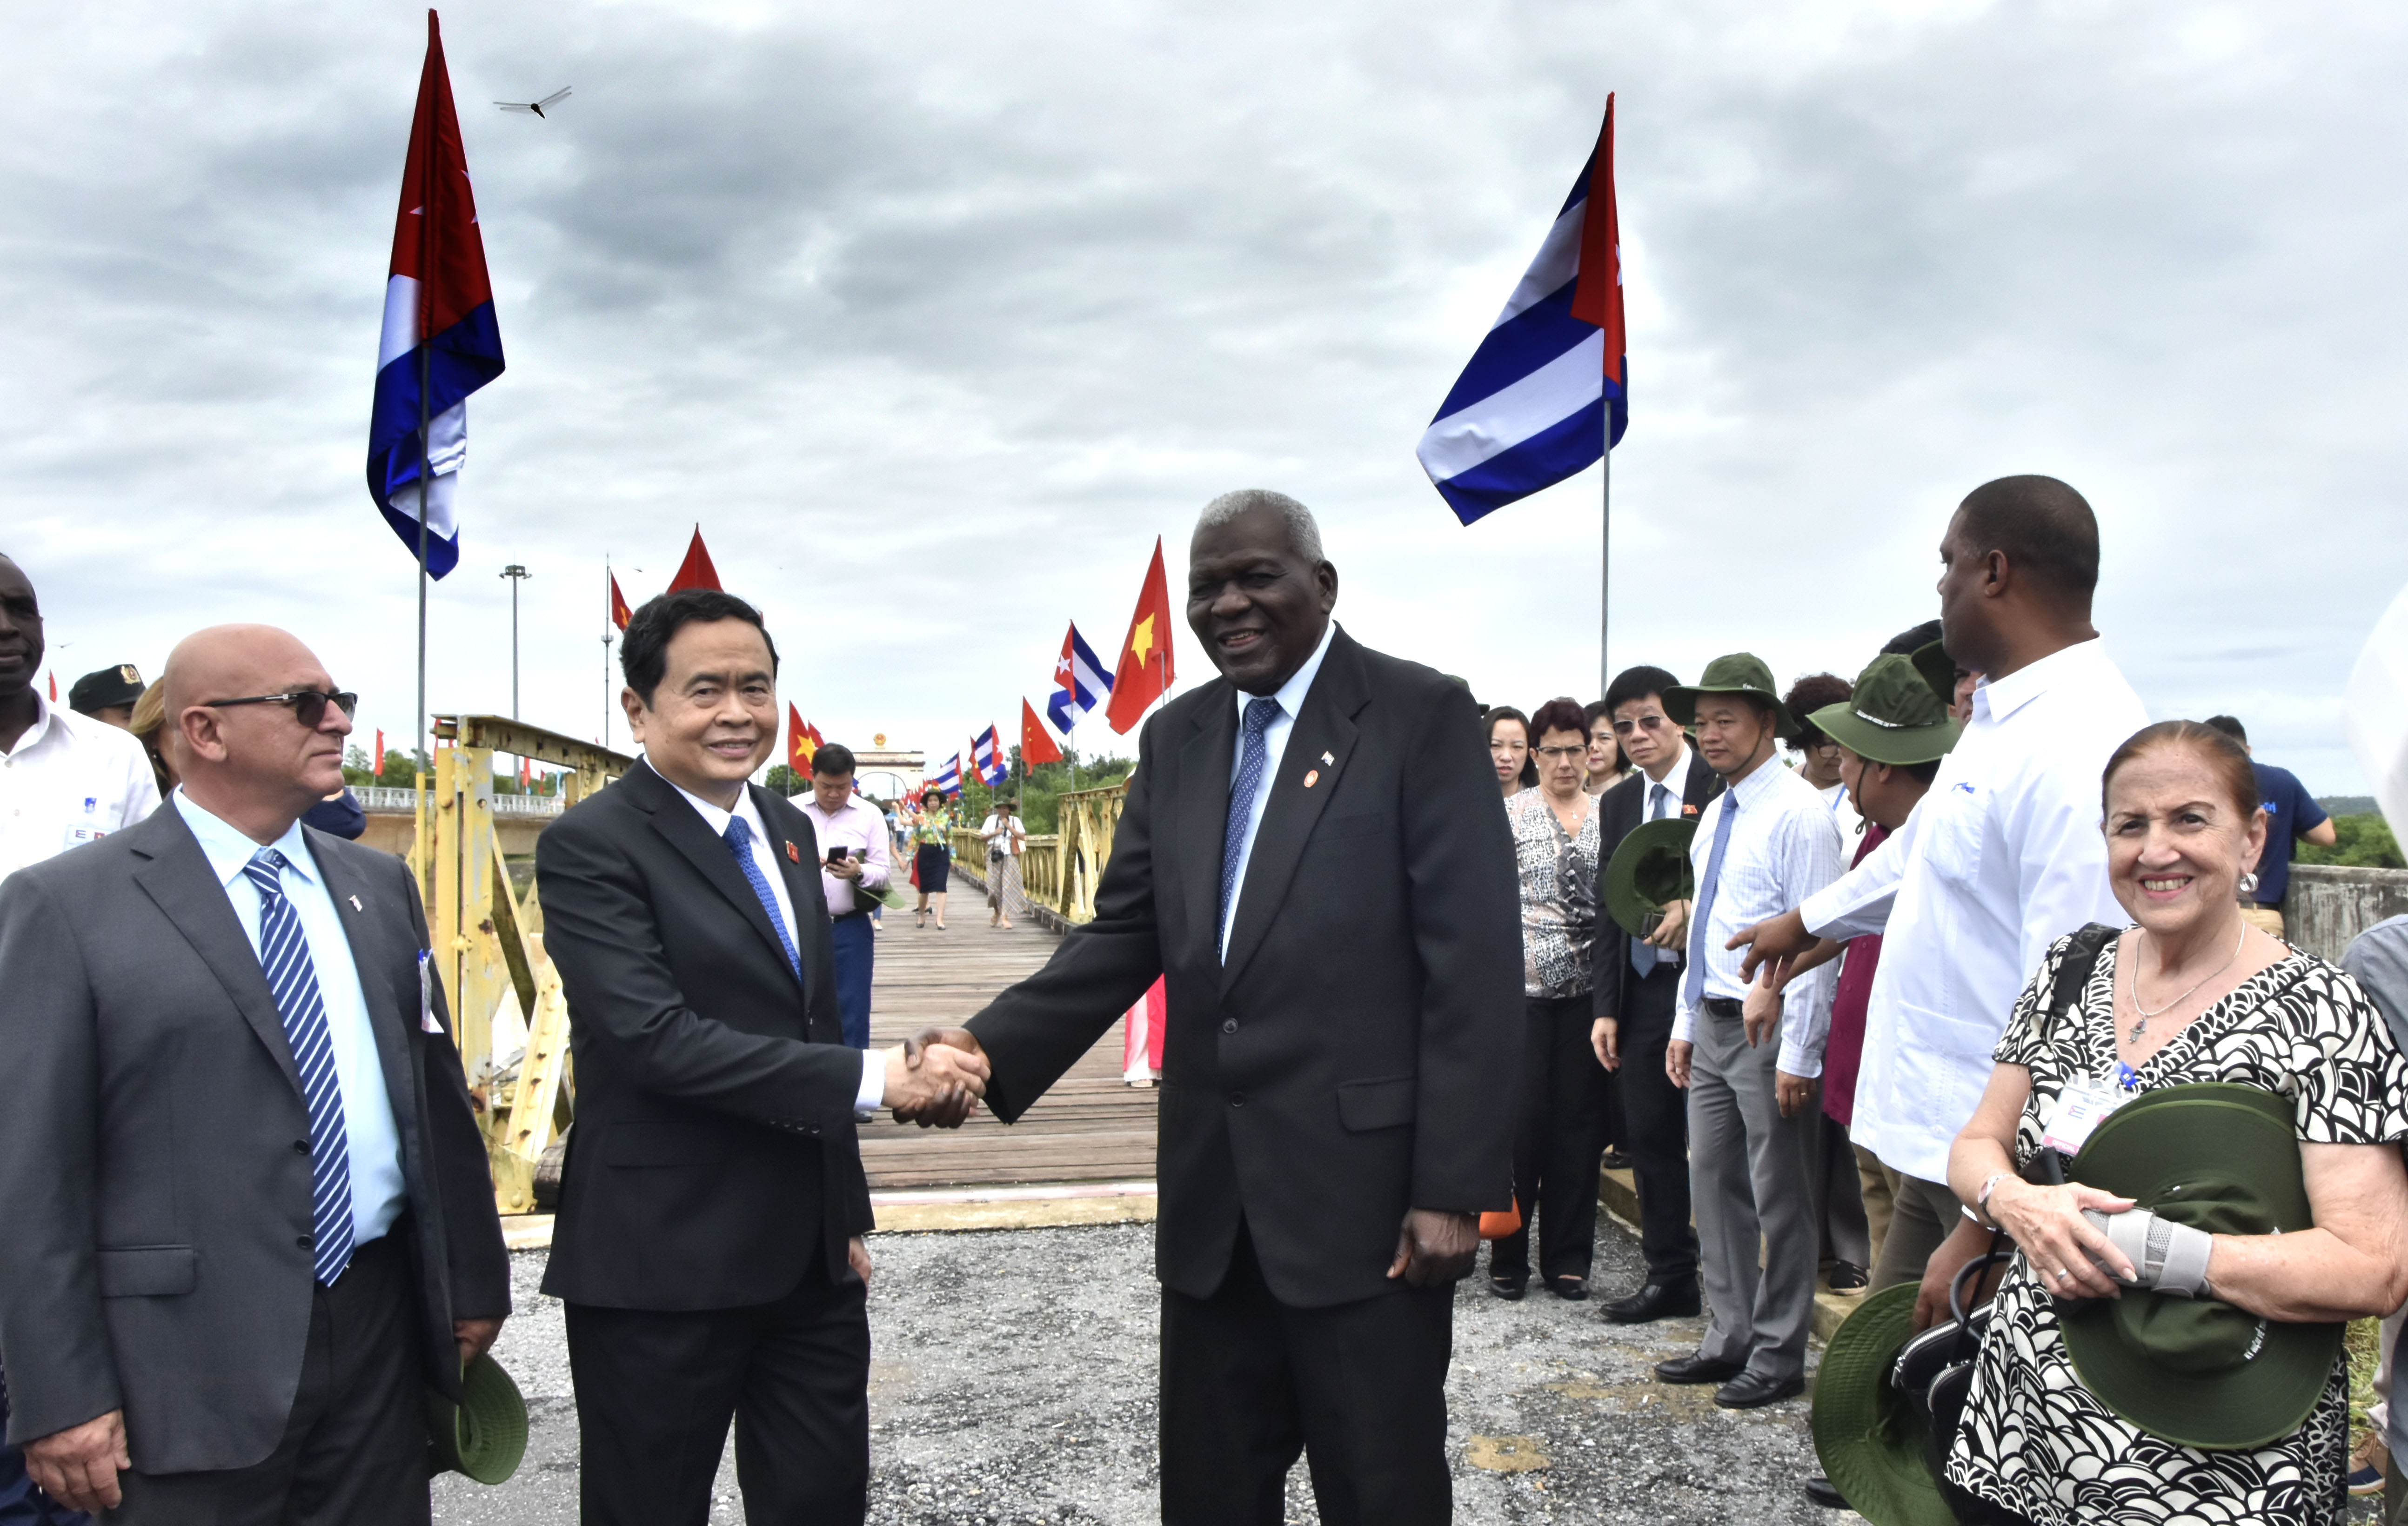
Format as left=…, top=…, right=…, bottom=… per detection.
left=1941, top=721, right=2408, bottom=1526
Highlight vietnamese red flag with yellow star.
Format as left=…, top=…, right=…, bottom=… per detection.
left=788, top=703, right=816, bottom=773
left=1104, top=537, right=1174, bottom=734
left=1020, top=698, right=1063, bottom=766
left=608, top=571, right=633, bottom=631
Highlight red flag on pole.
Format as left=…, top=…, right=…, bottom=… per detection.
left=1020, top=699, right=1064, bottom=766
left=375, top=729, right=387, bottom=776
left=47, top=671, right=56, bottom=703
left=666, top=527, right=722, bottom=593
left=788, top=704, right=816, bottom=773
left=608, top=571, right=634, bottom=630
left=1104, top=538, right=1176, bottom=734
left=1565, top=94, right=1627, bottom=414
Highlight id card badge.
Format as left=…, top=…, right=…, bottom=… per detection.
left=2040, top=1075, right=2130, bottom=1157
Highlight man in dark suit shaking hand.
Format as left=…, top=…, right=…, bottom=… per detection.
left=0, top=625, right=509, bottom=1522
left=535, top=589, right=986, bottom=1526
left=940, top=491, right=1521, bottom=1525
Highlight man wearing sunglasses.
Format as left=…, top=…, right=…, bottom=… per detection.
left=0, top=624, right=510, bottom=1523
left=1585, top=664, right=1722, bottom=1326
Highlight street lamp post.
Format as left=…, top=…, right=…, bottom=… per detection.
left=500, top=564, right=531, bottom=719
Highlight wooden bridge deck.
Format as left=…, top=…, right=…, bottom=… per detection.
left=860, top=910, right=1157, bottom=1190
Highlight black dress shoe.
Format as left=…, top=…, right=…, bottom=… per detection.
left=1487, top=1272, right=1526, bottom=1301
left=1602, top=1280, right=1702, bottom=1325
left=1803, top=1475, right=1849, bottom=1509
left=1600, top=1146, right=1631, bottom=1170
left=1653, top=1352, right=1745, bottom=1385
left=1548, top=1275, right=1588, bottom=1301
left=1828, top=1261, right=1869, bottom=1293
left=1714, top=1370, right=1805, bottom=1409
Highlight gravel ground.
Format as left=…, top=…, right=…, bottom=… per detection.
left=434, top=1214, right=1849, bottom=1525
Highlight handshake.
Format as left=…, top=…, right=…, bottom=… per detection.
left=878, top=1027, right=991, bottom=1128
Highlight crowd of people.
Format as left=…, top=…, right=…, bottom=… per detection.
left=2, top=474, right=2406, bottom=1526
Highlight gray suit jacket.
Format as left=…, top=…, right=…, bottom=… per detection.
left=0, top=804, right=509, bottom=1472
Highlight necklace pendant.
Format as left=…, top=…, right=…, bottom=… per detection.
left=2127, top=1017, right=2148, bottom=1044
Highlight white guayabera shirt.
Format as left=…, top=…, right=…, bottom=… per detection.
left=0, top=693, right=160, bottom=880
left=1800, top=639, right=2149, bottom=1185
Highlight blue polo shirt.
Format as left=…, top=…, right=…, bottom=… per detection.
left=2251, top=762, right=2328, bottom=907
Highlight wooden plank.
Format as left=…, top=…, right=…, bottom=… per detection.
left=861, top=917, right=1156, bottom=1189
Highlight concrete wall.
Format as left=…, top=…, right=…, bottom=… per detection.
left=2282, top=865, right=2408, bottom=964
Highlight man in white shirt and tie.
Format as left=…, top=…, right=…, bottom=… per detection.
left=1732, top=475, right=2149, bottom=1332
left=1646, top=656, right=1843, bottom=1410
left=1588, top=666, right=1722, bottom=1325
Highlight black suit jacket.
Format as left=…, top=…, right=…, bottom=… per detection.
left=965, top=626, right=1523, bottom=1308
left=0, top=806, right=509, bottom=1472
left=535, top=759, right=870, bottom=1310
left=1589, top=750, right=1723, bottom=1023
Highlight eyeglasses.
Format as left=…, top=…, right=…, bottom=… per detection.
left=1610, top=714, right=1672, bottom=737
left=203, top=689, right=358, bottom=728
left=1535, top=744, right=1586, bottom=759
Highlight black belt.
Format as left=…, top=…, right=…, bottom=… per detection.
left=832, top=908, right=872, bottom=923
left=1702, top=996, right=1745, bottom=1019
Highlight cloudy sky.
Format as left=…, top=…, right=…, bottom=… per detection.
left=7, top=0, right=2404, bottom=791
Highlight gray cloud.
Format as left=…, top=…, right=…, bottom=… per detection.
left=4, top=0, right=2401, bottom=792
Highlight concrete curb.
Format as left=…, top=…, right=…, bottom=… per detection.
left=496, top=1182, right=1162, bottom=1251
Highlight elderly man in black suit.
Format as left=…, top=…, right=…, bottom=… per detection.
left=930, top=490, right=1521, bottom=1526
left=0, top=624, right=509, bottom=1523
left=535, top=589, right=987, bottom=1526
left=1588, top=664, right=1722, bottom=1325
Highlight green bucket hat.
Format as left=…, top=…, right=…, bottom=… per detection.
left=427, top=1352, right=529, bottom=1484
left=2060, top=1083, right=2341, bottom=1452
left=1809, top=1283, right=1957, bottom=1526
left=1910, top=641, right=1957, bottom=708
left=1602, top=816, right=1698, bottom=938
left=1809, top=655, right=1963, bottom=767
left=1661, top=653, right=1800, bottom=743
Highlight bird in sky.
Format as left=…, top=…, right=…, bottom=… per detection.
left=495, top=87, right=571, bottom=118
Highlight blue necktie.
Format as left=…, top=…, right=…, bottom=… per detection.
left=1219, top=697, right=1283, bottom=954
left=1681, top=790, right=1740, bottom=1016
left=723, top=816, right=802, bottom=980
left=243, top=849, right=355, bottom=1286
left=1632, top=781, right=1672, bottom=976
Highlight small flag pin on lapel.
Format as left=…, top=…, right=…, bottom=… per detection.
left=1320, top=750, right=1334, bottom=766
left=1303, top=769, right=1320, bottom=788
left=347, top=894, right=362, bottom=911
left=785, top=840, right=802, bottom=863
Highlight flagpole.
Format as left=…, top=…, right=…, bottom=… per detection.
left=412, top=35, right=435, bottom=899
left=601, top=559, right=614, bottom=751
left=1600, top=406, right=1611, bottom=699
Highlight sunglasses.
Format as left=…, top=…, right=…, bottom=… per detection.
left=204, top=689, right=358, bottom=728
left=1610, top=714, right=1673, bottom=737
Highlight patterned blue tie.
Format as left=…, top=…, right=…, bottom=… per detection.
left=1681, top=790, right=1740, bottom=1017
left=1632, top=781, right=1672, bottom=976
left=1219, top=696, right=1283, bottom=954
left=242, top=849, right=355, bottom=1286
left=723, top=816, right=801, bottom=979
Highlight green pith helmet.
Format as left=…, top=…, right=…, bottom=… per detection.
left=427, top=1353, right=529, bottom=1485
left=1602, top=816, right=1699, bottom=937
left=1661, top=653, right=1800, bottom=743
left=2060, top=1084, right=2341, bottom=1452
left=1809, top=655, right=1963, bottom=767
left=1809, top=1283, right=1958, bottom=1526
left=1910, top=641, right=1957, bottom=708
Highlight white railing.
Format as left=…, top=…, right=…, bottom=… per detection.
left=357, top=785, right=564, bottom=817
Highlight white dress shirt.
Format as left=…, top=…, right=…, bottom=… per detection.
left=659, top=768, right=884, bottom=1112
left=1815, top=776, right=1863, bottom=846
left=1219, top=619, right=1338, bottom=957
left=1672, top=756, right=1845, bottom=1077
left=1798, top=638, right=2148, bottom=1183
left=0, top=694, right=161, bottom=880
left=799, top=791, right=892, bottom=915
left=173, top=790, right=408, bottom=1244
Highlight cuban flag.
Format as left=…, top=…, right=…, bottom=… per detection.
left=1048, top=622, right=1114, bottom=736
left=367, top=11, right=505, bottom=579
left=928, top=753, right=963, bottom=797
left=1418, top=96, right=1627, bottom=526
left=972, top=725, right=1009, bottom=786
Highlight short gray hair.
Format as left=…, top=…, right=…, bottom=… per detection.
left=1195, top=489, right=1325, bottom=565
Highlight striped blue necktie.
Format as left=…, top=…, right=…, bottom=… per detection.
left=1219, top=697, right=1283, bottom=954
left=723, top=816, right=802, bottom=978
left=243, top=849, right=355, bottom=1286
left=1681, top=792, right=1740, bottom=1017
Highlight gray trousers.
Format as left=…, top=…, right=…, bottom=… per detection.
left=1686, top=1004, right=1817, bottom=1383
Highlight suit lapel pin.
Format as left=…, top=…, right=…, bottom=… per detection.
left=1320, top=750, right=1334, bottom=766
left=1303, top=769, right=1320, bottom=788
left=1684, top=803, right=1699, bottom=816
left=347, top=894, right=362, bottom=911
left=784, top=840, right=801, bottom=863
